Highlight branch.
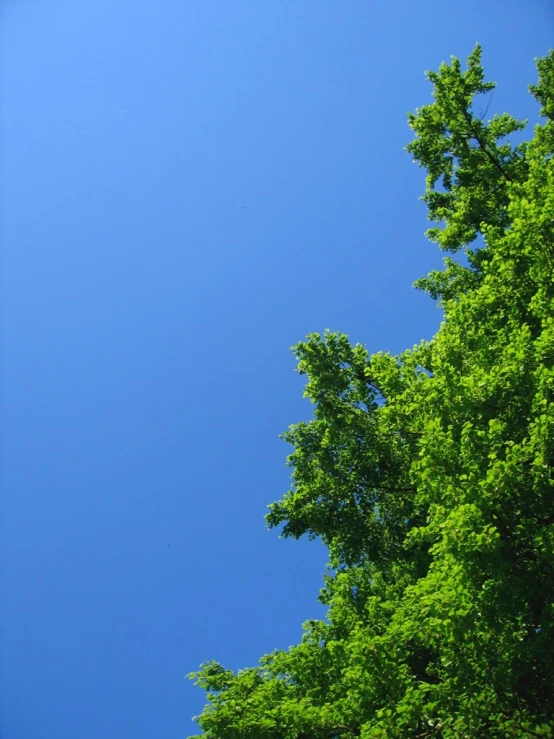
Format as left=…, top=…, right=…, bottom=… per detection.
left=355, top=371, right=383, bottom=396
left=462, top=109, right=513, bottom=182
left=479, top=91, right=494, bottom=121
left=378, top=486, right=417, bottom=494
left=327, top=725, right=361, bottom=737
left=298, top=725, right=361, bottom=739
left=417, top=719, right=450, bottom=738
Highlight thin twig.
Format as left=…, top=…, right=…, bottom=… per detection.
left=462, top=109, right=512, bottom=182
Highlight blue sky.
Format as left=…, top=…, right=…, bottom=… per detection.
left=1, top=2, right=552, bottom=737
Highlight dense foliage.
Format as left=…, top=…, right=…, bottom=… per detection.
left=188, top=47, right=554, bottom=738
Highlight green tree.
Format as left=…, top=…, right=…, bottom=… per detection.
left=188, top=47, right=554, bottom=738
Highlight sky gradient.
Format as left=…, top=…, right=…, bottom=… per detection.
left=1, top=2, right=553, bottom=737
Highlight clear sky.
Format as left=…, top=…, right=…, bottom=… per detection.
left=1, top=2, right=552, bottom=737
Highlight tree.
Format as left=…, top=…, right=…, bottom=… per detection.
left=188, top=47, right=554, bottom=738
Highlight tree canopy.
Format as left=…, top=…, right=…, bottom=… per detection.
left=188, top=46, right=554, bottom=738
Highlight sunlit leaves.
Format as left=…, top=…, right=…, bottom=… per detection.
left=407, top=44, right=528, bottom=291
left=189, top=49, right=554, bottom=739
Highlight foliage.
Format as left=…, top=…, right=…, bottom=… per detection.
left=188, top=47, right=554, bottom=738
